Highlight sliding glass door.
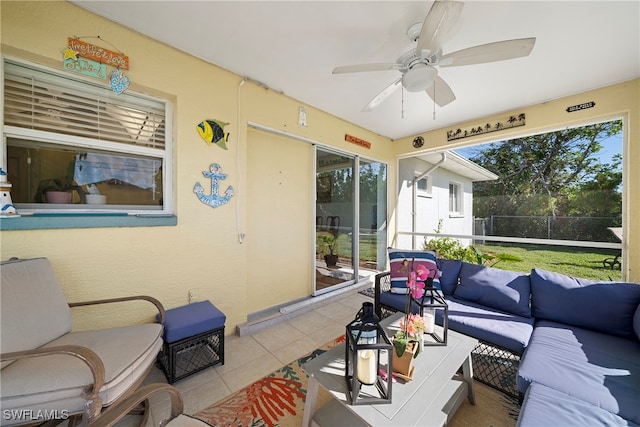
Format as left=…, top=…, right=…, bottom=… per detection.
left=314, top=148, right=387, bottom=294
left=315, top=148, right=355, bottom=293
left=358, top=159, right=388, bottom=272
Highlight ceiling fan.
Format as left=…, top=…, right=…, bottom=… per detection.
left=332, top=0, right=536, bottom=111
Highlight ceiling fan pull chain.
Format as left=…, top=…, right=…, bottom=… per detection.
left=401, top=85, right=405, bottom=118
left=432, top=83, right=437, bottom=120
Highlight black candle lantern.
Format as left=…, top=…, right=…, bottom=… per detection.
left=413, top=279, right=448, bottom=346
left=345, top=302, right=393, bottom=405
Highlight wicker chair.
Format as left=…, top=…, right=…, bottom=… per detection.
left=0, top=257, right=165, bottom=425
left=93, top=383, right=208, bottom=427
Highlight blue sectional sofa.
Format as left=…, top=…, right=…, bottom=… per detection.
left=374, top=253, right=640, bottom=427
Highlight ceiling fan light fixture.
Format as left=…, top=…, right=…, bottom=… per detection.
left=402, top=65, right=437, bottom=92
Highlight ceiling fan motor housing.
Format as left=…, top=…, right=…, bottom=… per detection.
left=403, top=65, right=437, bottom=92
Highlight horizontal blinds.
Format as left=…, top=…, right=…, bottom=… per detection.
left=3, top=61, right=166, bottom=150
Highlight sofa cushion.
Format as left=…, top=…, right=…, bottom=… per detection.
left=379, top=291, right=419, bottom=315
left=440, top=296, right=534, bottom=355
left=530, top=268, right=640, bottom=339
left=517, top=320, right=640, bottom=424
left=1, top=258, right=73, bottom=369
left=634, top=304, right=640, bottom=342
left=453, top=262, right=531, bottom=318
left=517, top=383, right=640, bottom=427
left=388, top=248, right=439, bottom=293
left=436, top=258, right=462, bottom=295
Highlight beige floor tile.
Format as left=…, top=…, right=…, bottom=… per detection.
left=315, top=300, right=359, bottom=322
left=307, top=321, right=346, bottom=346
left=270, top=334, right=324, bottom=365
left=173, top=363, right=221, bottom=392
left=339, top=292, right=371, bottom=309
left=286, top=309, right=333, bottom=334
left=215, top=334, right=268, bottom=374
left=219, top=352, right=284, bottom=393
left=251, top=321, right=306, bottom=353
left=181, top=375, right=232, bottom=414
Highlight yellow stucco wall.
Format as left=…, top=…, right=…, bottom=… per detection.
left=1, top=2, right=637, bottom=336
left=0, top=1, right=395, bottom=331
left=393, top=79, right=640, bottom=282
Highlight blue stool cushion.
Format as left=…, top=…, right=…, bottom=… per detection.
left=161, top=301, right=226, bottom=343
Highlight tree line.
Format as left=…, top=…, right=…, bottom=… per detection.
left=469, top=120, right=622, bottom=242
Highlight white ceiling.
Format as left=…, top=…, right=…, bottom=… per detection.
left=71, top=1, right=640, bottom=141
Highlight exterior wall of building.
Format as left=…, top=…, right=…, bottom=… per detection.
left=397, top=157, right=474, bottom=250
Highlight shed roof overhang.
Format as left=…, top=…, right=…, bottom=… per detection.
left=416, top=151, right=499, bottom=182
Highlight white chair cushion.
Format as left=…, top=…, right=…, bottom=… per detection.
left=0, top=323, right=163, bottom=424
left=1, top=258, right=72, bottom=368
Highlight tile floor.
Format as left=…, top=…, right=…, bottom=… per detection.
left=137, top=289, right=373, bottom=425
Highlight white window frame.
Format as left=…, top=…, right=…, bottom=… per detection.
left=1, top=58, right=174, bottom=215
left=415, top=174, right=432, bottom=197
left=449, top=181, right=463, bottom=216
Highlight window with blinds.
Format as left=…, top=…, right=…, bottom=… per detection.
left=4, top=61, right=166, bottom=149
left=2, top=59, right=172, bottom=214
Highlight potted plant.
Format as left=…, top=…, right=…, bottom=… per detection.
left=391, top=313, right=428, bottom=381
left=318, top=233, right=338, bottom=267
left=35, top=178, right=74, bottom=203
left=390, top=259, right=437, bottom=380
left=34, top=158, right=85, bottom=204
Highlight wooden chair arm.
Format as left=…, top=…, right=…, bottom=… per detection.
left=69, top=295, right=166, bottom=324
left=1, top=345, right=105, bottom=422
left=374, top=271, right=391, bottom=319
left=92, top=383, right=184, bottom=427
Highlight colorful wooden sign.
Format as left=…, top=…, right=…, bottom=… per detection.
left=63, top=57, right=107, bottom=80
left=68, top=38, right=129, bottom=70
left=345, top=134, right=371, bottom=149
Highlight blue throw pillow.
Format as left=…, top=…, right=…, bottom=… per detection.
left=634, top=304, right=640, bottom=342
left=531, top=268, right=640, bottom=339
left=437, top=258, right=462, bottom=295
left=454, top=262, right=532, bottom=318
left=388, top=248, right=439, bottom=294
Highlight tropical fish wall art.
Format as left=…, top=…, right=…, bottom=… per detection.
left=197, top=119, right=229, bottom=150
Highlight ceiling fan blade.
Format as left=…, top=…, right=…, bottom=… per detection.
left=416, top=0, right=464, bottom=57
left=425, top=75, right=456, bottom=107
left=332, top=63, right=404, bottom=74
left=362, top=78, right=402, bottom=112
left=439, top=37, right=536, bottom=67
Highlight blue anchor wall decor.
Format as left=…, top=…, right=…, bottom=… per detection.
left=194, top=163, right=234, bottom=208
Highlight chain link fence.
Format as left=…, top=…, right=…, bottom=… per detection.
left=474, top=216, right=622, bottom=242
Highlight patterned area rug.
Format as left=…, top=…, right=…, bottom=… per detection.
left=194, top=336, right=520, bottom=427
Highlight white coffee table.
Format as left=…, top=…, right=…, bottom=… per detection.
left=301, top=312, right=477, bottom=427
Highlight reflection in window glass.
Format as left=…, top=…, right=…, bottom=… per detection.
left=449, top=182, right=461, bottom=214
left=7, top=140, right=163, bottom=208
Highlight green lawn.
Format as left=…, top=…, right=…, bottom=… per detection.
left=321, top=232, right=623, bottom=282
left=475, top=243, right=622, bottom=281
